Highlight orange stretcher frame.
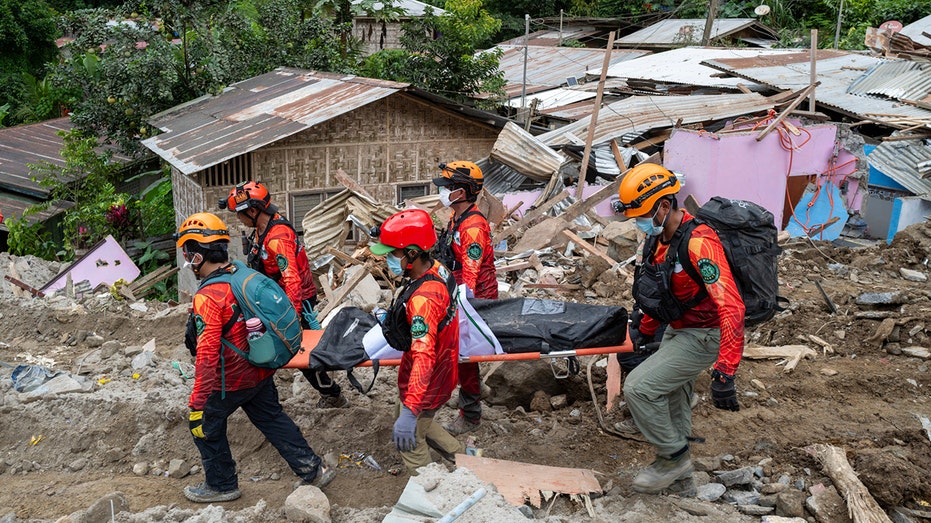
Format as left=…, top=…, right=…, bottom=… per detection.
left=284, top=329, right=634, bottom=369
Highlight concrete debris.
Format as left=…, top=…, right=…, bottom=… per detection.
left=898, top=268, right=927, bottom=282
left=286, top=485, right=331, bottom=523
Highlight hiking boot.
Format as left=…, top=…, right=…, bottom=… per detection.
left=183, top=482, right=242, bottom=503
left=632, top=450, right=694, bottom=494
left=664, top=475, right=697, bottom=497
left=613, top=418, right=641, bottom=435
left=316, top=394, right=349, bottom=409
left=294, top=466, right=337, bottom=490
left=444, top=415, right=480, bottom=435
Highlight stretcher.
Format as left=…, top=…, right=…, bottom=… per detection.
left=285, top=329, right=634, bottom=370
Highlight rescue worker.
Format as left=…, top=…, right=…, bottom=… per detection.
left=220, top=181, right=348, bottom=409
left=369, top=209, right=464, bottom=474
left=176, top=213, right=334, bottom=503
left=613, top=164, right=744, bottom=494
left=431, top=161, right=497, bottom=435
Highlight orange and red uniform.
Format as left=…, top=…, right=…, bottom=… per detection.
left=251, top=214, right=317, bottom=316
left=448, top=205, right=498, bottom=300
left=639, top=212, right=745, bottom=374
left=398, top=261, right=460, bottom=416
left=188, top=268, right=274, bottom=411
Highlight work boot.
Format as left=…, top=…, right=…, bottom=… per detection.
left=316, top=394, right=350, bottom=409
left=294, top=466, right=337, bottom=489
left=690, top=392, right=699, bottom=410
left=632, top=448, right=694, bottom=494
left=613, top=418, right=641, bottom=435
left=183, top=482, right=242, bottom=503
left=664, top=475, right=697, bottom=497
left=444, top=415, right=480, bottom=435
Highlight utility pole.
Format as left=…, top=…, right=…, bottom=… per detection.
left=521, top=14, right=529, bottom=122
left=559, top=9, right=564, bottom=47
left=701, top=0, right=720, bottom=46
left=834, top=0, right=845, bottom=49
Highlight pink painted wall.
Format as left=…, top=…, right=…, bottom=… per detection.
left=662, top=124, right=861, bottom=230
left=501, top=184, right=618, bottom=222
left=40, top=235, right=141, bottom=294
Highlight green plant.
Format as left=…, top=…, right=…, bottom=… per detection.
left=131, top=174, right=174, bottom=238
left=5, top=215, right=60, bottom=259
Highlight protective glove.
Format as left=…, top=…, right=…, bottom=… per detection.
left=184, top=314, right=198, bottom=357
left=710, top=370, right=740, bottom=411
left=393, top=406, right=417, bottom=452
left=628, top=325, right=656, bottom=355
left=189, top=410, right=206, bottom=438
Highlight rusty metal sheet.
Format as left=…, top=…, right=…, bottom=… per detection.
left=495, top=45, right=648, bottom=89
left=616, top=18, right=777, bottom=47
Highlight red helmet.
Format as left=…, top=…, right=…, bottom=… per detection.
left=220, top=181, right=271, bottom=213
left=369, top=209, right=437, bottom=255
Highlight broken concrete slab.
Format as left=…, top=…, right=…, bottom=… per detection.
left=512, top=217, right=570, bottom=253
left=855, top=291, right=908, bottom=306
left=901, top=346, right=930, bottom=359
left=899, top=268, right=928, bottom=282
left=286, top=485, right=331, bottom=523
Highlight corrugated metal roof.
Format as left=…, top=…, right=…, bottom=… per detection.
left=616, top=18, right=777, bottom=47
left=497, top=28, right=603, bottom=47
left=599, top=47, right=799, bottom=89
left=867, top=140, right=931, bottom=196
left=490, top=122, right=565, bottom=181
left=0, top=117, right=134, bottom=198
left=143, top=68, right=409, bottom=175
left=494, top=45, right=649, bottom=90
left=300, top=188, right=395, bottom=261
left=539, top=93, right=774, bottom=146
left=506, top=88, right=597, bottom=110
left=702, top=51, right=931, bottom=126
left=476, top=158, right=531, bottom=195
left=847, top=60, right=931, bottom=102
left=900, top=13, right=931, bottom=47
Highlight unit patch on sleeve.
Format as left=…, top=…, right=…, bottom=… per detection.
left=697, top=258, right=720, bottom=284
left=466, top=243, right=482, bottom=261
left=410, top=316, right=428, bottom=339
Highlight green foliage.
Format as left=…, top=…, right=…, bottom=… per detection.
left=0, top=0, right=61, bottom=123
left=13, top=72, right=69, bottom=123
left=387, top=0, right=505, bottom=104
left=0, top=103, right=8, bottom=127
left=560, top=39, right=586, bottom=48
left=5, top=215, right=59, bottom=259
left=133, top=174, right=175, bottom=238
left=360, top=49, right=413, bottom=81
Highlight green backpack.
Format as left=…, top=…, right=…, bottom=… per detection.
left=204, top=260, right=303, bottom=369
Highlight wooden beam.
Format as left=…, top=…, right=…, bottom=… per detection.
left=806, top=444, right=894, bottom=523
left=743, top=345, right=817, bottom=373
left=578, top=31, right=616, bottom=196
left=317, top=274, right=334, bottom=301
left=318, top=265, right=372, bottom=319
left=609, top=139, right=626, bottom=171
left=492, top=190, right=571, bottom=244
left=756, top=82, right=820, bottom=142
left=5, top=275, right=45, bottom=298
left=562, top=229, right=616, bottom=267
left=326, top=246, right=362, bottom=266
left=455, top=454, right=601, bottom=508
left=334, top=169, right=377, bottom=201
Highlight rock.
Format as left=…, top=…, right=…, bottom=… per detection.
left=578, top=256, right=611, bottom=288
left=99, top=340, right=123, bottom=358
left=512, top=217, right=569, bottom=253
left=751, top=379, right=766, bottom=390
left=737, top=504, right=774, bottom=515
left=123, top=345, right=144, bottom=358
left=820, top=368, right=838, bottom=376
left=603, top=220, right=638, bottom=261
left=805, top=485, right=852, bottom=523
left=529, top=391, right=552, bottom=412
left=761, top=517, right=808, bottom=523
left=722, top=488, right=760, bottom=505
left=68, top=458, right=87, bottom=472
left=342, top=265, right=382, bottom=308
left=901, top=346, right=930, bottom=359
left=696, top=482, right=726, bottom=502
left=23, top=374, right=90, bottom=401
left=692, top=456, right=722, bottom=472
left=285, top=486, right=331, bottom=523
left=82, top=491, right=130, bottom=523
left=84, top=334, right=105, bottom=347
left=132, top=462, right=148, bottom=476
left=761, top=483, right=789, bottom=495
left=167, top=459, right=190, bottom=479
left=714, top=467, right=756, bottom=487
left=549, top=394, right=568, bottom=410
left=834, top=330, right=846, bottom=340
left=899, top=268, right=927, bottom=282
left=775, top=489, right=808, bottom=518
left=855, top=292, right=907, bottom=306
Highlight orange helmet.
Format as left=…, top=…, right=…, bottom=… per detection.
left=369, top=209, right=437, bottom=255
left=433, top=161, right=483, bottom=198
left=175, top=212, right=230, bottom=248
left=220, top=181, right=271, bottom=213
left=614, top=163, right=680, bottom=218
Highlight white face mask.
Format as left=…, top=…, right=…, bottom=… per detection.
left=439, top=187, right=462, bottom=207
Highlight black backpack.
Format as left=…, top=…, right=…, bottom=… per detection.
left=309, top=307, right=380, bottom=394
left=382, top=269, right=458, bottom=352
left=635, top=197, right=788, bottom=326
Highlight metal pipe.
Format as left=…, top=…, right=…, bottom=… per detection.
left=437, top=488, right=487, bottom=523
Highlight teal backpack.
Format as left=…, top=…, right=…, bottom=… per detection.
left=205, top=260, right=303, bottom=369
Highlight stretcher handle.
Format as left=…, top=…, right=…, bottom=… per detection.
left=355, top=342, right=633, bottom=368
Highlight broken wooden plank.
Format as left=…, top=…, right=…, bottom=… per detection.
left=743, top=345, right=817, bottom=373
left=317, top=274, right=334, bottom=302
left=130, top=267, right=179, bottom=298
left=335, top=169, right=377, bottom=202
left=128, top=266, right=174, bottom=292
left=609, top=139, right=626, bottom=171
left=629, top=129, right=673, bottom=150
left=318, top=264, right=373, bottom=319
left=561, top=229, right=617, bottom=267
left=326, top=246, right=363, bottom=266
left=577, top=31, right=617, bottom=197
left=757, top=82, right=820, bottom=142
left=455, top=454, right=602, bottom=508
left=4, top=275, right=45, bottom=298
left=805, top=444, right=893, bottom=523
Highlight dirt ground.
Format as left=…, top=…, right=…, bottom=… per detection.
left=0, top=220, right=929, bottom=522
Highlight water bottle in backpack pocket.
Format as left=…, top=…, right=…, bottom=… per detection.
left=244, top=317, right=277, bottom=365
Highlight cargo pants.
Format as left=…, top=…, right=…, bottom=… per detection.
left=623, top=327, right=720, bottom=458
left=395, top=402, right=464, bottom=475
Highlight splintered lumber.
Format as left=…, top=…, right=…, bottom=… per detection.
left=326, top=246, right=362, bottom=266
left=455, top=454, right=602, bottom=508
left=335, top=169, right=377, bottom=201
left=4, top=275, right=44, bottom=298
left=805, top=444, right=893, bottom=523
left=493, top=190, right=571, bottom=244
left=743, top=345, right=817, bottom=373
left=562, top=229, right=616, bottom=266
left=757, top=82, right=820, bottom=141
left=318, top=264, right=372, bottom=319
left=129, top=266, right=179, bottom=297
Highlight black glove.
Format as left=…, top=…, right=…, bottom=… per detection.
left=184, top=314, right=198, bottom=357
left=710, top=369, right=739, bottom=411
left=628, top=325, right=656, bottom=355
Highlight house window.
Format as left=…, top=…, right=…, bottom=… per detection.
left=203, top=154, right=252, bottom=187
left=397, top=183, right=429, bottom=204
left=291, top=190, right=341, bottom=233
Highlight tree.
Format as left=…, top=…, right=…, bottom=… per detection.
left=364, top=0, right=505, bottom=105
left=0, top=0, right=61, bottom=124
